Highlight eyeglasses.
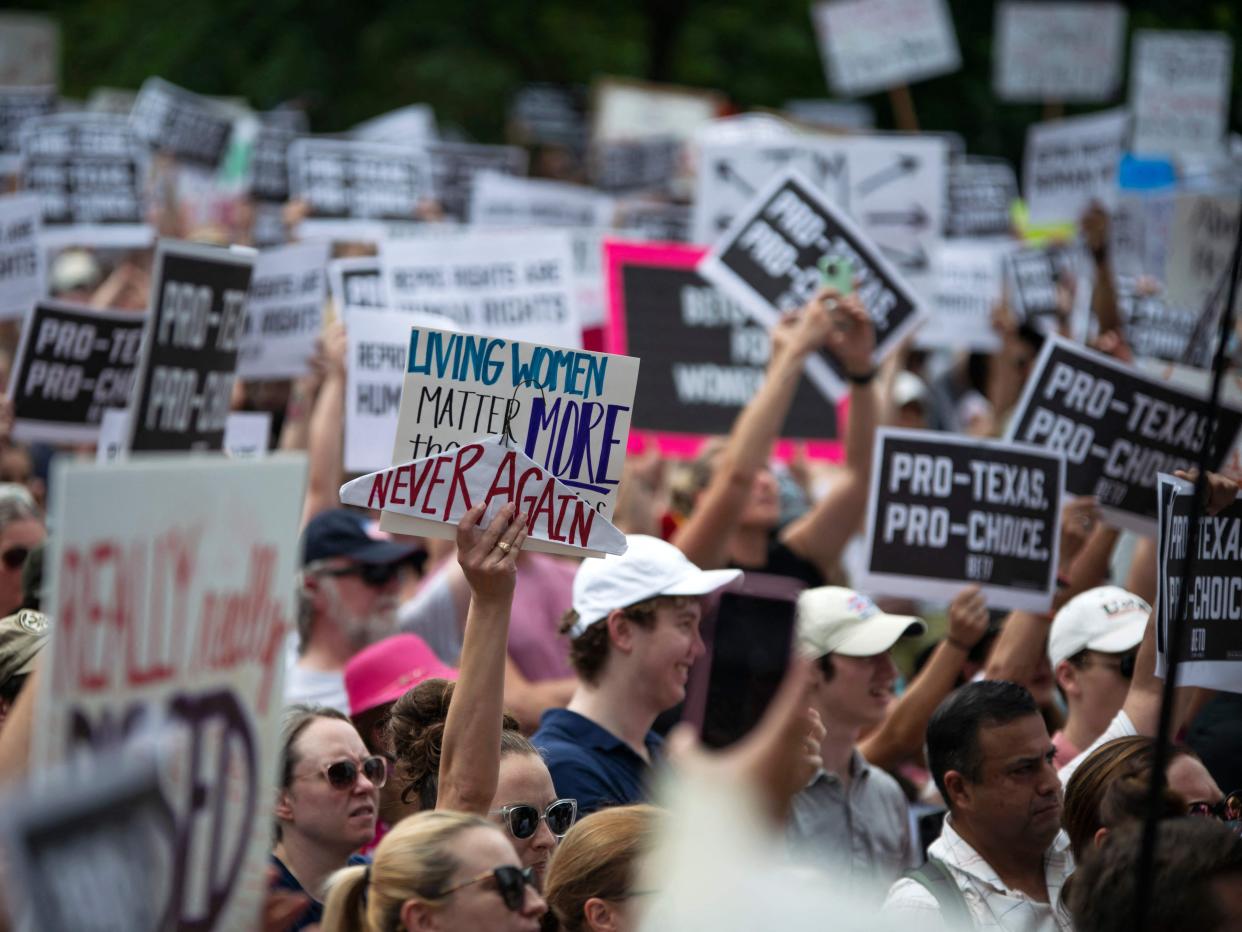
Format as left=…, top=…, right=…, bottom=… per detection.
left=1, top=546, right=29, bottom=571
left=318, top=561, right=402, bottom=589
left=440, top=865, right=537, bottom=912
left=1188, top=790, right=1242, bottom=823
left=300, top=755, right=388, bottom=791
left=1074, top=651, right=1137, bottom=679
left=494, top=798, right=578, bottom=840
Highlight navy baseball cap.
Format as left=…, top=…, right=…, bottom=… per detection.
left=301, top=509, right=425, bottom=567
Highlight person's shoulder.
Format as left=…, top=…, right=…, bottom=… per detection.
left=882, top=875, right=941, bottom=913
left=531, top=707, right=583, bottom=746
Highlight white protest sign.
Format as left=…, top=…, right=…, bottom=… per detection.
left=380, top=324, right=639, bottom=549
left=469, top=171, right=615, bottom=229
left=350, top=104, right=436, bottom=145
left=224, top=411, right=271, bottom=458
left=1130, top=31, right=1234, bottom=157
left=1162, top=191, right=1240, bottom=312
left=0, top=13, right=58, bottom=87
left=918, top=239, right=1009, bottom=352
left=96, top=408, right=129, bottom=463
left=1023, top=109, right=1128, bottom=225
left=572, top=231, right=608, bottom=330
left=0, top=194, right=42, bottom=319
left=329, top=256, right=387, bottom=311
left=591, top=78, right=725, bottom=143
left=381, top=228, right=582, bottom=348
left=994, top=2, right=1127, bottom=103
left=343, top=435, right=627, bottom=557
left=236, top=240, right=330, bottom=380
left=33, top=454, right=307, bottom=932
left=811, top=0, right=961, bottom=97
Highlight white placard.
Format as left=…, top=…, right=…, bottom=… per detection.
left=1162, top=191, right=1241, bottom=312
left=1130, top=30, right=1234, bottom=157
left=918, top=239, right=1010, bottom=352
left=591, top=78, right=725, bottom=143
left=381, top=228, right=582, bottom=348
left=224, top=411, right=272, bottom=458
left=236, top=240, right=331, bottom=380
left=1023, top=109, right=1129, bottom=225
left=350, top=104, right=437, bottom=145
left=469, top=171, right=615, bottom=229
left=33, top=454, right=307, bottom=932
left=994, top=2, right=1127, bottom=103
left=811, top=0, right=961, bottom=97
left=0, top=194, right=42, bottom=319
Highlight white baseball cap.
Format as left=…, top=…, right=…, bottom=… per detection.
left=1048, top=586, right=1150, bottom=670
left=569, top=535, right=742, bottom=639
left=795, top=586, right=925, bottom=659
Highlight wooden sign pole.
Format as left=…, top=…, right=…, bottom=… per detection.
left=888, top=83, right=920, bottom=132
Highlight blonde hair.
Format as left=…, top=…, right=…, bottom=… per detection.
left=544, top=804, right=661, bottom=932
left=320, top=810, right=495, bottom=932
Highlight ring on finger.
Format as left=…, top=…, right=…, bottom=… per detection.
left=496, top=541, right=512, bottom=554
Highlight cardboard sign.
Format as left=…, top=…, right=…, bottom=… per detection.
left=1162, top=192, right=1240, bottom=312
left=946, top=157, right=1017, bottom=238
left=590, top=77, right=726, bottom=144
left=127, top=241, right=256, bottom=453
left=1005, top=335, right=1242, bottom=532
left=919, top=240, right=1009, bottom=352
left=0, top=86, right=56, bottom=171
left=860, top=429, right=1064, bottom=611
left=10, top=301, right=144, bottom=443
left=0, top=13, right=58, bottom=86
left=427, top=142, right=527, bottom=223
left=382, top=228, right=582, bottom=348
left=223, top=411, right=271, bottom=458
left=350, top=104, right=436, bottom=145
left=380, top=325, right=639, bottom=548
left=32, top=454, right=306, bottom=932
left=287, top=137, right=433, bottom=239
left=344, top=435, right=627, bottom=556
left=698, top=168, right=926, bottom=401
left=236, top=240, right=330, bottom=380
left=469, top=171, right=615, bottom=229
left=1005, top=246, right=1063, bottom=323
left=811, top=0, right=961, bottom=97
left=19, top=112, right=152, bottom=247
left=0, top=193, right=42, bottom=319
left=1130, top=31, right=1234, bottom=157
left=329, top=255, right=386, bottom=310
left=129, top=77, right=234, bottom=169
left=604, top=240, right=838, bottom=457
left=993, top=2, right=1127, bottom=103
left=1156, top=473, right=1242, bottom=691
left=1023, top=109, right=1128, bottom=225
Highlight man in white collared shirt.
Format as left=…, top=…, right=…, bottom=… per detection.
left=883, top=680, right=1074, bottom=930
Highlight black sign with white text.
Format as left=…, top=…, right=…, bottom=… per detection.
left=699, top=169, right=925, bottom=402
left=329, top=256, right=385, bottom=310
left=249, top=124, right=296, bottom=203
left=287, top=138, right=433, bottom=229
left=946, top=157, right=1017, bottom=237
left=1005, top=246, right=1062, bottom=321
left=0, top=86, right=55, bottom=161
left=861, top=429, right=1064, bottom=612
left=1006, top=336, right=1242, bottom=533
left=11, top=301, right=145, bottom=443
left=590, top=137, right=681, bottom=194
left=428, top=142, right=527, bottom=223
left=129, top=77, right=234, bottom=169
left=127, top=241, right=255, bottom=452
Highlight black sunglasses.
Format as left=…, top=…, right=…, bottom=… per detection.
left=441, top=865, right=537, bottom=912
left=319, top=561, right=402, bottom=588
left=1, top=546, right=29, bottom=571
left=322, top=755, right=388, bottom=791
left=1188, top=790, right=1242, bottom=823
left=495, top=798, right=578, bottom=840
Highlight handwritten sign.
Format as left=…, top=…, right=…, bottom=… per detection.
left=0, top=193, right=42, bottom=319
left=1023, top=109, right=1128, bottom=225
left=699, top=168, right=926, bottom=401
left=344, top=436, right=627, bottom=557
left=1005, top=335, right=1242, bottom=533
left=129, top=77, right=234, bottom=169
left=379, top=324, right=639, bottom=551
left=1130, top=31, right=1234, bottom=157
left=811, top=0, right=961, bottom=97
left=127, top=240, right=256, bottom=453
left=994, top=2, right=1127, bottom=103
left=32, top=453, right=306, bottom=932
left=236, top=240, right=330, bottom=380
left=382, top=229, right=582, bottom=348
left=11, top=301, right=144, bottom=443
left=860, top=429, right=1064, bottom=612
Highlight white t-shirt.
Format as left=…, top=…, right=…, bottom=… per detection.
left=283, top=663, right=349, bottom=714
left=1057, top=709, right=1138, bottom=786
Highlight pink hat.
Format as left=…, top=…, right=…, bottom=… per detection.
left=345, top=634, right=458, bottom=717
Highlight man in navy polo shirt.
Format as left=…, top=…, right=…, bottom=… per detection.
left=532, top=535, right=741, bottom=814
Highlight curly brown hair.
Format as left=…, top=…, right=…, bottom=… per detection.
left=559, top=597, right=663, bottom=686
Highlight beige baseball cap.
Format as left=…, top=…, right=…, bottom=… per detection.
left=796, top=586, right=925, bottom=659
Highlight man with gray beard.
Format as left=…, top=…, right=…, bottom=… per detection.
left=284, top=509, right=425, bottom=712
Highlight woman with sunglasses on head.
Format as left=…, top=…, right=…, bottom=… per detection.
left=271, top=704, right=389, bottom=930
left=321, top=810, right=546, bottom=932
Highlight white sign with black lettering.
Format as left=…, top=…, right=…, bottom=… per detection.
left=0, top=194, right=42, bottom=319
left=919, top=240, right=1009, bottom=352
left=811, top=0, right=961, bottom=97
left=469, top=171, right=615, bottom=230
left=381, top=229, right=580, bottom=348
left=699, top=168, right=926, bottom=401
left=223, top=411, right=271, bottom=458
left=1023, top=109, right=1128, bottom=225
left=288, top=138, right=433, bottom=240
left=329, top=256, right=387, bottom=311
left=1130, top=31, right=1234, bottom=157
left=236, top=240, right=330, bottom=380
left=946, top=157, right=1017, bottom=238
left=129, top=77, right=235, bottom=170
left=861, top=429, right=1064, bottom=611
left=1162, top=192, right=1240, bottom=312
left=994, top=2, right=1127, bottom=103
left=1005, top=335, right=1242, bottom=533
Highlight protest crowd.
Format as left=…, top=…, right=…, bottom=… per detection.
left=1, top=2, right=1242, bottom=930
